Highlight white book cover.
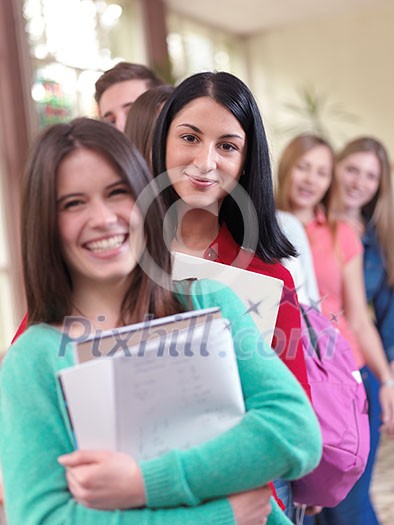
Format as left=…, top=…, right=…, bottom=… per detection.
left=172, top=252, right=283, bottom=346
left=58, top=316, right=245, bottom=461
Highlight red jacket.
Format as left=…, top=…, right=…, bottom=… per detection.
left=11, top=314, right=28, bottom=344
left=205, top=224, right=311, bottom=401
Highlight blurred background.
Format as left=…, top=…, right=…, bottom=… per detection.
left=1, top=0, right=393, bottom=352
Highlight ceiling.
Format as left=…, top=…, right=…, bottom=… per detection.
left=164, top=0, right=389, bottom=35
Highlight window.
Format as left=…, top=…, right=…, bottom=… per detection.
left=167, top=12, right=247, bottom=83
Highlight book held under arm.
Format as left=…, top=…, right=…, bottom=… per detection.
left=172, top=252, right=283, bottom=346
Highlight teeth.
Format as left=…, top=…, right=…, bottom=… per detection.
left=86, top=235, right=126, bottom=252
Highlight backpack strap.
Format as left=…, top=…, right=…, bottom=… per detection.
left=300, top=305, right=322, bottom=361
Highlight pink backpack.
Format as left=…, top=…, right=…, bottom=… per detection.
left=291, top=305, right=370, bottom=507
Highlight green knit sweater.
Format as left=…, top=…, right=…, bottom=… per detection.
left=0, top=280, right=322, bottom=525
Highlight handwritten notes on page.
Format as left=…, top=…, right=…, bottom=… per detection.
left=58, top=313, right=245, bottom=461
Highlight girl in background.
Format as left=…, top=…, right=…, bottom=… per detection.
left=324, top=137, right=394, bottom=525
left=124, top=84, right=174, bottom=168
left=0, top=118, right=322, bottom=525
left=276, top=133, right=394, bottom=525
left=332, top=137, right=394, bottom=370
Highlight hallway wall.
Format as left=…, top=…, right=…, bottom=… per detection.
left=245, top=2, right=394, bottom=163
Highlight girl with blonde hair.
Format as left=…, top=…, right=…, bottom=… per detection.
left=321, top=136, right=394, bottom=525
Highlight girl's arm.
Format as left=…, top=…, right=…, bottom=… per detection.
left=343, top=254, right=394, bottom=435
left=363, top=230, right=394, bottom=367
left=0, top=333, right=236, bottom=525
left=369, top=271, right=394, bottom=368
left=370, top=275, right=394, bottom=376
left=58, top=455, right=274, bottom=525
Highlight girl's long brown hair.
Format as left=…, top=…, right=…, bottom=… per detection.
left=124, top=84, right=174, bottom=167
left=22, top=117, right=185, bottom=326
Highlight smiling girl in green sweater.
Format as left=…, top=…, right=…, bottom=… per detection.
left=0, top=118, right=321, bottom=525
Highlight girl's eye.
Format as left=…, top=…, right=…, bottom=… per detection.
left=62, top=199, right=84, bottom=210
left=109, top=184, right=131, bottom=197
left=220, top=143, right=237, bottom=152
left=181, top=134, right=198, bottom=144
left=110, top=188, right=128, bottom=197
left=103, top=116, right=116, bottom=126
left=346, top=165, right=357, bottom=174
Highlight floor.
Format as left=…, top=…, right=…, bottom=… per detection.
left=0, top=437, right=392, bottom=524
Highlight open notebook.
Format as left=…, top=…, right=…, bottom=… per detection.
left=58, top=308, right=245, bottom=461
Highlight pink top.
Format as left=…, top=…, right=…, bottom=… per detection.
left=305, top=208, right=364, bottom=368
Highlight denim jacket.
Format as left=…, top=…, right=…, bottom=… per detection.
left=363, top=223, right=394, bottom=363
